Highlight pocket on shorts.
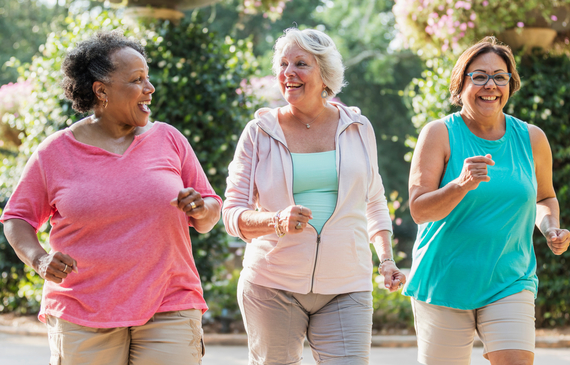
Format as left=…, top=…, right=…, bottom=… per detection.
left=242, top=279, right=279, bottom=301
left=347, top=291, right=373, bottom=308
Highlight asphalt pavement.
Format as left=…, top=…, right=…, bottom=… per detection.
left=1, top=332, right=570, bottom=365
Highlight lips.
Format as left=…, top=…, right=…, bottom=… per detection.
left=286, top=82, right=302, bottom=89
left=138, top=100, right=151, bottom=113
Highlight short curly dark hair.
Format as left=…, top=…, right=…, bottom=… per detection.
left=61, top=30, right=146, bottom=113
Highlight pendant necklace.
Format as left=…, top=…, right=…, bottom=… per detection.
left=290, top=104, right=327, bottom=129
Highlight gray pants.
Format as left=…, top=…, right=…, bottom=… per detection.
left=237, top=277, right=373, bottom=365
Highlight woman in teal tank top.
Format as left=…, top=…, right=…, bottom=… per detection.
left=404, top=37, right=569, bottom=365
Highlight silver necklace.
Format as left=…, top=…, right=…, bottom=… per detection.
left=290, top=104, right=327, bottom=129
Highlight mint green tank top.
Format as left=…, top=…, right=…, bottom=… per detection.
left=291, top=151, right=338, bottom=234
left=403, top=113, right=538, bottom=309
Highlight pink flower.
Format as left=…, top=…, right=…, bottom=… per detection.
left=482, top=0, right=488, bottom=6
left=551, top=15, right=558, bottom=21
left=455, top=1, right=464, bottom=8
left=468, top=21, right=474, bottom=28
left=393, top=200, right=401, bottom=209
left=470, top=12, right=476, bottom=21
left=454, top=20, right=460, bottom=26
left=395, top=218, right=403, bottom=226
left=460, top=23, right=467, bottom=31
left=463, top=3, right=471, bottom=9
left=429, top=12, right=439, bottom=18
left=459, top=31, right=465, bottom=37
left=517, top=22, right=524, bottom=27
left=447, top=8, right=453, bottom=15
left=438, top=5, right=445, bottom=10
left=442, top=44, right=449, bottom=52
left=412, top=14, right=417, bottom=20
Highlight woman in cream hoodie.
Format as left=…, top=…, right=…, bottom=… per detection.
left=223, top=28, right=406, bottom=365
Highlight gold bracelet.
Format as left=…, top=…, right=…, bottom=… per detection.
left=273, top=210, right=285, bottom=237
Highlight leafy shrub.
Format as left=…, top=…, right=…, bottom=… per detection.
left=0, top=9, right=261, bottom=312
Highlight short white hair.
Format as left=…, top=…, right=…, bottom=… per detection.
left=272, top=28, right=346, bottom=98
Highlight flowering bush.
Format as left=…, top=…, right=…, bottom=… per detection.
left=242, top=0, right=290, bottom=21
left=0, top=81, right=32, bottom=152
left=393, top=0, right=570, bottom=56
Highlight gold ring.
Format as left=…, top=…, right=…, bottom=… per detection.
left=295, top=222, right=302, bottom=230
left=190, top=201, right=197, bottom=210
left=63, top=264, right=68, bottom=273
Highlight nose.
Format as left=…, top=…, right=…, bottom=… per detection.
left=284, top=63, right=296, bottom=77
left=144, top=78, right=155, bottom=94
left=484, top=76, right=497, bottom=89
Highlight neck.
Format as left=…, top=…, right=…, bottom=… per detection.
left=90, top=111, right=138, bottom=139
left=289, top=101, right=328, bottom=120
left=460, top=108, right=506, bottom=138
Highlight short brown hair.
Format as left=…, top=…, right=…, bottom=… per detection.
left=449, top=36, right=520, bottom=106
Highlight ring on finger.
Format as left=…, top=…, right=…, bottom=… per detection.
left=63, top=264, right=68, bottom=273
left=190, top=201, right=197, bottom=210
left=295, top=221, right=302, bottom=230
left=300, top=206, right=303, bottom=214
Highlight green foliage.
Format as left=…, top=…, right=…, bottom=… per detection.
left=202, top=268, right=241, bottom=320
left=0, top=9, right=261, bottom=312
left=405, top=50, right=570, bottom=327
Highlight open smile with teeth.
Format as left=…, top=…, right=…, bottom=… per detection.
left=286, top=83, right=302, bottom=89
left=138, top=101, right=151, bottom=112
left=480, top=96, right=498, bottom=101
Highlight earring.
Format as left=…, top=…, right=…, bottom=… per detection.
left=103, top=98, right=108, bottom=109
left=321, top=89, right=328, bottom=99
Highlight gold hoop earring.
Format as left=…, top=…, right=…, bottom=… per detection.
left=103, top=98, right=108, bottom=109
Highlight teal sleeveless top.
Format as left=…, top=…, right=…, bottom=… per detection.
left=403, top=113, right=538, bottom=309
left=291, top=151, right=338, bottom=234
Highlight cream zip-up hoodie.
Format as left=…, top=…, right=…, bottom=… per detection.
left=223, top=103, right=392, bottom=294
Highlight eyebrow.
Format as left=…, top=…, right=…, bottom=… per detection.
left=471, top=68, right=507, bottom=73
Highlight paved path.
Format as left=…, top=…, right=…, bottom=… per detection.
left=1, top=333, right=570, bottom=365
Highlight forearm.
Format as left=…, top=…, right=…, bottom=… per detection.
left=238, top=210, right=276, bottom=240
left=3, top=219, right=47, bottom=271
left=536, top=197, right=560, bottom=235
left=371, top=230, right=393, bottom=261
left=190, top=197, right=221, bottom=233
left=410, top=179, right=469, bottom=224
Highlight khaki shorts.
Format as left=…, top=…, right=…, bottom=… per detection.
left=47, top=309, right=204, bottom=365
left=412, top=290, right=535, bottom=365
left=238, top=277, right=373, bottom=365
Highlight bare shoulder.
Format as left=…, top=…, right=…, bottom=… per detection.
left=416, top=119, right=450, bottom=158
left=527, top=123, right=549, bottom=145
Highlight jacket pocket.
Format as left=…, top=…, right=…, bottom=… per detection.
left=264, top=233, right=315, bottom=276
left=317, top=229, right=369, bottom=278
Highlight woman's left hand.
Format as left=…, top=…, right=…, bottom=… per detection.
left=379, top=261, right=407, bottom=292
left=170, top=187, right=207, bottom=219
left=545, top=228, right=570, bottom=255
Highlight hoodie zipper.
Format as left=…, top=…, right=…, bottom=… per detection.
left=257, top=119, right=357, bottom=293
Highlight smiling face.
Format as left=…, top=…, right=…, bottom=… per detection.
left=460, top=52, right=510, bottom=120
left=103, top=47, right=155, bottom=128
left=277, top=43, right=325, bottom=109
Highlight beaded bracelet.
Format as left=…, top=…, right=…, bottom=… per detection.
left=379, top=258, right=395, bottom=267
left=273, top=210, right=285, bottom=237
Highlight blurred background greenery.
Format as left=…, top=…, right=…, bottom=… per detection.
left=0, top=0, right=568, bottom=331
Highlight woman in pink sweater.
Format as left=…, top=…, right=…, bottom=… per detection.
left=223, top=28, right=406, bottom=364
left=1, top=31, right=221, bottom=364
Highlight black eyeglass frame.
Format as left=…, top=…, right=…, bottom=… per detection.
left=465, top=72, right=512, bottom=86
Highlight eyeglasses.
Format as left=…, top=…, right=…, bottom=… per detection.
left=465, top=72, right=512, bottom=86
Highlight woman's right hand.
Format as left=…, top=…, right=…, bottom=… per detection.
left=454, top=154, right=495, bottom=191
left=276, top=205, right=313, bottom=234
left=35, top=251, right=77, bottom=284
